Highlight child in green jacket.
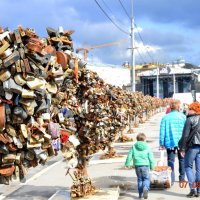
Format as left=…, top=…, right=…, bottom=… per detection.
left=125, top=133, right=155, bottom=199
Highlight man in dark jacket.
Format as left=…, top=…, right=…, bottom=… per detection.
left=179, top=102, right=200, bottom=198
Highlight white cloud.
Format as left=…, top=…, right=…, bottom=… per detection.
left=134, top=26, right=143, bottom=33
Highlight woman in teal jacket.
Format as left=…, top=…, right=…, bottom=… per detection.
left=125, top=133, right=155, bottom=199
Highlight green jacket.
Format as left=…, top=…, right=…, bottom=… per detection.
left=125, top=141, right=155, bottom=169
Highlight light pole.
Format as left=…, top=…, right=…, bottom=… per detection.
left=130, top=0, right=135, bottom=92
left=156, top=62, right=159, bottom=98
left=172, top=61, right=176, bottom=96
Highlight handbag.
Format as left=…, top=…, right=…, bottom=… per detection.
left=179, top=117, right=200, bottom=151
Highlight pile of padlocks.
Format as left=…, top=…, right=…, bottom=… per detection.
left=0, top=25, right=169, bottom=196
left=0, top=25, right=76, bottom=184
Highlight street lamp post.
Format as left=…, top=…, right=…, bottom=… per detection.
left=156, top=62, right=159, bottom=98
left=173, top=73, right=176, bottom=95
left=130, top=0, right=135, bottom=92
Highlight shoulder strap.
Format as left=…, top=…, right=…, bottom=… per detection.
left=187, top=116, right=200, bottom=144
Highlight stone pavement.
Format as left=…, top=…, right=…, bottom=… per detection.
left=0, top=112, right=193, bottom=200
left=88, top=112, right=192, bottom=200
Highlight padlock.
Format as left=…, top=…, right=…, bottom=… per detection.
left=18, top=48, right=25, bottom=59
left=20, top=124, right=28, bottom=138
left=58, top=113, right=65, bottom=123
left=3, top=51, right=20, bottom=67
left=22, top=104, right=34, bottom=116
left=51, top=64, right=64, bottom=77
left=27, top=78, right=44, bottom=90
left=54, top=76, right=64, bottom=83
left=25, top=151, right=35, bottom=161
left=56, top=51, right=68, bottom=70
left=0, top=41, right=10, bottom=55
left=14, top=29, right=22, bottom=44
left=0, top=31, right=12, bottom=42
left=46, top=27, right=58, bottom=37
left=26, top=42, right=43, bottom=54
left=14, top=74, right=26, bottom=86
left=22, top=89, right=35, bottom=98
left=35, top=99, right=47, bottom=114
left=13, top=137, right=23, bottom=149
left=18, top=25, right=26, bottom=37
left=20, top=98, right=37, bottom=107
left=29, top=61, right=40, bottom=75
left=0, top=48, right=13, bottom=59
left=13, top=106, right=28, bottom=120
left=42, top=113, right=50, bottom=120
left=0, top=69, right=11, bottom=82
left=23, top=58, right=31, bottom=73
left=15, top=60, right=22, bottom=72
left=27, top=142, right=42, bottom=149
left=46, top=82, right=57, bottom=94
left=3, top=78, right=22, bottom=94
left=6, top=124, right=16, bottom=137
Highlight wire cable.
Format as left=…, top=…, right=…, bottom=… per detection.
left=101, top=0, right=129, bottom=30
left=134, top=42, right=147, bottom=64
left=136, top=48, right=146, bottom=64
left=133, top=34, right=150, bottom=64
left=136, top=48, right=147, bottom=63
left=134, top=36, right=150, bottom=64
left=94, top=0, right=130, bottom=35
left=118, top=0, right=131, bottom=21
left=134, top=23, right=155, bottom=63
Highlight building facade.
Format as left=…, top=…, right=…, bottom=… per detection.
left=138, top=64, right=199, bottom=98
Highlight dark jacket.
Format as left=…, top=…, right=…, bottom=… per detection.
left=179, top=114, right=200, bottom=151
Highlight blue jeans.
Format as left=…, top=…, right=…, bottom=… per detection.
left=167, top=147, right=185, bottom=183
left=135, top=166, right=150, bottom=196
left=184, top=145, right=200, bottom=193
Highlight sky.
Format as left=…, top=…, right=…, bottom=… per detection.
left=1, top=0, right=200, bottom=66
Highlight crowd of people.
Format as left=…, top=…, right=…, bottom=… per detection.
left=125, top=100, right=200, bottom=199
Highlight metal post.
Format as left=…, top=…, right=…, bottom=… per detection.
left=173, top=73, right=176, bottom=95
left=156, top=62, right=159, bottom=98
left=130, top=0, right=135, bottom=92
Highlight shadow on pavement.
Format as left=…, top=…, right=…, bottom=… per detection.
left=93, top=176, right=137, bottom=192
left=5, top=185, right=68, bottom=200
left=151, top=187, right=188, bottom=198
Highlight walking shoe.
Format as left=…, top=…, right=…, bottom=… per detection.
left=143, top=188, right=148, bottom=199
left=139, top=193, right=143, bottom=199
left=195, top=192, right=200, bottom=197
left=186, top=189, right=197, bottom=198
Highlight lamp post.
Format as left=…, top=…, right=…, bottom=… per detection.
left=130, top=0, right=135, bottom=92
left=156, top=62, right=159, bottom=98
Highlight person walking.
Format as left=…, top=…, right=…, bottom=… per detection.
left=125, top=133, right=155, bottom=199
left=159, top=100, right=186, bottom=185
left=165, top=105, right=171, bottom=114
left=179, top=102, right=200, bottom=197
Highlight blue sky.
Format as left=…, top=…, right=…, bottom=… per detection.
left=1, top=0, right=200, bottom=66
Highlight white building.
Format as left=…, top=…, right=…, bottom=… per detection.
left=87, top=62, right=130, bottom=88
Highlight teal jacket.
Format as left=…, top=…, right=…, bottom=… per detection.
left=125, top=141, right=155, bottom=169
left=160, top=110, right=186, bottom=149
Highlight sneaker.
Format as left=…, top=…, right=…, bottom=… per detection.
left=186, top=189, right=197, bottom=198
left=143, top=188, right=148, bottom=199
